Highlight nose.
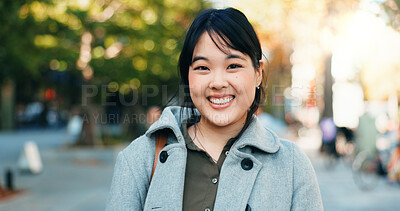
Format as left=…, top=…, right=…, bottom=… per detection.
left=209, top=70, right=228, bottom=90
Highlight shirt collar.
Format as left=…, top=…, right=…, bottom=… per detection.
left=146, top=106, right=280, bottom=153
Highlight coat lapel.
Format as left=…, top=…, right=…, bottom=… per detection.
left=214, top=117, right=280, bottom=210
left=143, top=107, right=189, bottom=210
left=144, top=143, right=187, bottom=211
left=213, top=149, right=262, bottom=210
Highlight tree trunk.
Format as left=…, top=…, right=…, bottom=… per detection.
left=0, top=185, right=5, bottom=196
left=322, top=55, right=333, bottom=118
left=1, top=78, right=15, bottom=130
left=75, top=82, right=101, bottom=146
left=76, top=105, right=101, bottom=146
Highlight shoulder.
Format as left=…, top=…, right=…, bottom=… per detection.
left=259, top=137, right=314, bottom=175
left=107, top=135, right=155, bottom=210
left=117, top=134, right=155, bottom=176
left=278, top=140, right=312, bottom=166
left=276, top=140, right=318, bottom=187
left=122, top=134, right=153, bottom=156
left=278, top=139, right=303, bottom=156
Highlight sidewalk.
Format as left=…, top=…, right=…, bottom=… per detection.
left=0, top=146, right=123, bottom=211
left=295, top=127, right=400, bottom=211
left=306, top=149, right=400, bottom=211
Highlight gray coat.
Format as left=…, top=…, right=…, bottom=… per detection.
left=106, top=106, right=323, bottom=210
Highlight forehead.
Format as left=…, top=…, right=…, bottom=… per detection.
left=192, top=32, right=246, bottom=59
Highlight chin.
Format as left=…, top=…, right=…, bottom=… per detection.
left=211, top=118, right=232, bottom=127
left=203, top=112, right=242, bottom=127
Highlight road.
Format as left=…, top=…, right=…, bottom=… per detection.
left=0, top=129, right=73, bottom=168
left=297, top=127, right=400, bottom=211
left=307, top=150, right=400, bottom=211
left=0, top=129, right=120, bottom=211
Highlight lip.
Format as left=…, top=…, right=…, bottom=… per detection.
left=207, top=94, right=235, bottom=110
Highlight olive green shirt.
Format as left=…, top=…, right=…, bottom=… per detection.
left=181, top=116, right=236, bottom=211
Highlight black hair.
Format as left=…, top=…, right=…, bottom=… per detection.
left=177, top=7, right=266, bottom=138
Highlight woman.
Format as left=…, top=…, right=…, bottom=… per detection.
left=107, top=8, right=323, bottom=211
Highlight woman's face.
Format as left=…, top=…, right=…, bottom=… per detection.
left=188, top=32, right=263, bottom=128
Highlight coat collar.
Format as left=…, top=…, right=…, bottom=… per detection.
left=145, top=106, right=193, bottom=142
left=232, top=115, right=280, bottom=153
left=145, top=106, right=280, bottom=154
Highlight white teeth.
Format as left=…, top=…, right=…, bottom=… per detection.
left=209, top=97, right=234, bottom=104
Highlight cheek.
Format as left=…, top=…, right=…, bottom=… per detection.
left=188, top=73, right=202, bottom=98
left=240, top=86, right=256, bottom=105
left=234, top=72, right=257, bottom=103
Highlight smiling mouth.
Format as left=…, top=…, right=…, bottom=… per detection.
left=207, top=96, right=235, bottom=105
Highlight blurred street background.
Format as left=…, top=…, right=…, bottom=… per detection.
left=1, top=0, right=400, bottom=210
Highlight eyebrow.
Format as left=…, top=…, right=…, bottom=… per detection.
left=192, top=56, right=208, bottom=63
left=226, top=54, right=246, bottom=61
left=191, top=54, right=246, bottom=64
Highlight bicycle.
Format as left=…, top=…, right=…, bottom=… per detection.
left=352, top=134, right=398, bottom=191
left=320, top=127, right=356, bottom=170
left=352, top=150, right=382, bottom=190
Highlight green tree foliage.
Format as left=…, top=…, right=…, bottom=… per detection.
left=0, top=0, right=211, bottom=101
left=382, top=0, right=400, bottom=31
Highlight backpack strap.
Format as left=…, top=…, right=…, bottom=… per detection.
left=151, top=131, right=167, bottom=182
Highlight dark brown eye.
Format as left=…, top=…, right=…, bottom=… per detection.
left=194, top=66, right=209, bottom=71
left=228, top=64, right=242, bottom=69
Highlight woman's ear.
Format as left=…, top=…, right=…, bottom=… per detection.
left=256, top=60, right=264, bottom=87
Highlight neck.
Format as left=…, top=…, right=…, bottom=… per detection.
left=196, top=114, right=247, bottom=147
left=187, top=113, right=248, bottom=162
